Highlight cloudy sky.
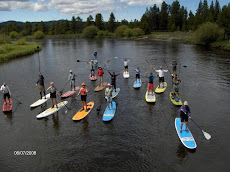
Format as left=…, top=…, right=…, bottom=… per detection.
left=0, top=0, right=229, bottom=22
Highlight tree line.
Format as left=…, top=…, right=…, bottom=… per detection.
left=0, top=0, right=229, bottom=39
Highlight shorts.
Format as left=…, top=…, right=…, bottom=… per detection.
left=173, top=85, right=179, bottom=93
left=70, top=80, right=75, bottom=86
left=159, top=77, right=164, bottom=82
left=148, top=83, right=154, bottom=90
left=124, top=66, right=128, bottom=69
left=136, top=74, right=140, bottom=79
left=81, top=95, right=87, bottom=102
left=180, top=113, right=188, bottom=122
left=50, top=92, right=56, bottom=98
left=91, top=69, right=95, bottom=72
left=39, top=85, right=45, bottom=92
left=3, top=92, right=10, bottom=99
left=106, top=96, right=112, bottom=102
left=173, top=66, right=177, bottom=72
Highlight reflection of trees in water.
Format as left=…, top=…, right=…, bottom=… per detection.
left=176, top=143, right=196, bottom=163
left=4, top=111, right=13, bottom=125
left=83, top=117, right=89, bottom=133
left=52, top=112, right=59, bottom=131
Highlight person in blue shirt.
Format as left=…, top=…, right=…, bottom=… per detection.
left=134, top=67, right=141, bottom=82
left=145, top=72, right=156, bottom=96
left=178, top=101, right=191, bottom=133
left=94, top=52, right=98, bottom=64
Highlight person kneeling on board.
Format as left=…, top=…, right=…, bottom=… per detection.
left=0, top=82, right=11, bottom=105
left=68, top=70, right=76, bottom=91
left=124, top=59, right=130, bottom=73
left=105, top=83, right=113, bottom=110
left=171, top=74, right=181, bottom=99
left=178, top=101, right=191, bottom=133
left=47, top=82, right=59, bottom=108
left=107, top=70, right=120, bottom=92
left=134, top=67, right=141, bottom=82
left=145, top=72, right=156, bottom=96
left=97, top=66, right=104, bottom=87
left=77, top=83, right=89, bottom=112
left=155, top=66, right=168, bottom=88
left=36, top=72, right=46, bottom=99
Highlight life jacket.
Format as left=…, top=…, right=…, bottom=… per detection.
left=98, top=69, right=104, bottom=76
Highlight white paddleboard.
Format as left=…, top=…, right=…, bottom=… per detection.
left=112, top=88, right=120, bottom=98
left=30, top=93, right=50, bottom=108
left=123, top=71, right=129, bottom=78
left=36, top=101, right=68, bottom=118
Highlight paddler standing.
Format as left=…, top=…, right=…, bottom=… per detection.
left=178, top=101, right=191, bottom=133
left=155, top=66, right=168, bottom=88
left=36, top=72, right=46, bottom=99
left=134, top=67, right=141, bottom=82
left=171, top=74, right=181, bottom=99
left=88, top=60, right=95, bottom=77
left=145, top=72, right=156, bottom=96
left=169, top=60, right=178, bottom=75
left=77, top=83, right=88, bottom=111
left=97, top=66, right=104, bottom=87
left=94, top=52, right=98, bottom=64
left=68, top=70, right=76, bottom=91
left=47, top=82, right=59, bottom=108
left=105, top=83, right=113, bottom=110
left=124, top=59, right=130, bottom=73
left=107, top=70, right=120, bottom=92
left=0, top=82, right=12, bottom=104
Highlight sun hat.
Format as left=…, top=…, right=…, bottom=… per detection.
left=184, top=101, right=188, bottom=106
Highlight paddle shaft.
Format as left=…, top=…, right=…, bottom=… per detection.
left=60, top=80, right=70, bottom=94
left=190, top=118, right=203, bottom=131
left=11, top=96, right=22, bottom=104
left=57, top=95, right=71, bottom=110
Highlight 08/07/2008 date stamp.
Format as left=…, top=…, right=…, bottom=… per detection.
left=14, top=151, right=36, bottom=156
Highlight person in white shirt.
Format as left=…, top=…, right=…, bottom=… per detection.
left=68, top=70, right=76, bottom=91
left=155, top=66, right=168, bottom=88
left=124, top=59, right=130, bottom=73
left=0, top=82, right=12, bottom=104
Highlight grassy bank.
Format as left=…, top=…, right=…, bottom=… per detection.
left=0, top=41, right=41, bottom=62
left=147, top=32, right=194, bottom=42
left=211, top=40, right=230, bottom=51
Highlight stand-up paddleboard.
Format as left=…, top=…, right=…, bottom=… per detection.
left=155, top=82, right=167, bottom=93
left=2, top=98, right=13, bottom=112
left=133, top=79, right=142, bottom=88
left=36, top=101, right=68, bottom=119
left=169, top=92, right=182, bottom=106
left=61, top=86, right=80, bottom=98
left=89, top=74, right=97, bottom=81
left=103, top=101, right=116, bottom=121
left=72, top=102, right=94, bottom=120
left=94, top=82, right=107, bottom=92
left=112, top=88, right=120, bottom=98
left=30, top=93, right=50, bottom=108
left=175, top=118, right=197, bottom=149
left=94, top=59, right=98, bottom=64
left=123, top=71, right=129, bottom=78
left=145, top=91, right=156, bottom=102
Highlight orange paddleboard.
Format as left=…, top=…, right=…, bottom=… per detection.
left=94, top=82, right=107, bottom=92
left=72, top=102, right=94, bottom=120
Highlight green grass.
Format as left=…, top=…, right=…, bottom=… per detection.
left=0, top=41, right=41, bottom=62
left=211, top=40, right=230, bottom=50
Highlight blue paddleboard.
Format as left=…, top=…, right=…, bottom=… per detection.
left=102, top=101, right=116, bottom=121
left=133, top=79, right=142, bottom=88
left=175, top=118, right=197, bottom=149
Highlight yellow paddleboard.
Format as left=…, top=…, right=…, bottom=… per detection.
left=145, top=90, right=156, bottom=102
left=94, top=82, right=107, bottom=92
left=155, top=82, right=167, bottom=93
left=72, top=102, right=94, bottom=120
left=169, top=92, right=182, bottom=106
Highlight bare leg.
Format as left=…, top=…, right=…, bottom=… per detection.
left=51, top=98, right=54, bottom=107
left=54, top=98, right=58, bottom=108
left=185, top=122, right=188, bottom=131
left=180, top=122, right=183, bottom=133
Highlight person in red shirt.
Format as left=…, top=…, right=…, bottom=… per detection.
left=97, top=66, right=104, bottom=87
left=77, top=83, right=88, bottom=111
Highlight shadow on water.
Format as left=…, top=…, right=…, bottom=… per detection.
left=176, top=143, right=196, bottom=162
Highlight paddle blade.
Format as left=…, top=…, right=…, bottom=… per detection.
left=202, top=130, right=211, bottom=140
left=77, top=60, right=80, bottom=62
left=114, top=57, right=118, bottom=59
left=65, top=110, right=67, bottom=114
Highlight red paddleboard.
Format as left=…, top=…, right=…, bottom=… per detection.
left=2, top=98, right=13, bottom=112
left=61, top=86, right=80, bottom=98
left=89, top=74, right=97, bottom=81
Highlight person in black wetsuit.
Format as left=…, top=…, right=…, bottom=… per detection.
left=36, top=72, right=46, bottom=99
left=107, top=70, right=120, bottom=92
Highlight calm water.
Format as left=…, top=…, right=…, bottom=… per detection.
left=0, top=38, right=230, bottom=172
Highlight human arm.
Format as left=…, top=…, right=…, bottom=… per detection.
left=107, top=70, right=112, bottom=76
left=47, top=86, right=51, bottom=91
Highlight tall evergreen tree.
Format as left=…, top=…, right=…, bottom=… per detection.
left=140, top=14, right=151, bottom=34
left=95, top=13, right=104, bottom=30
left=32, top=22, right=39, bottom=33
left=214, top=0, right=221, bottom=21
left=187, top=11, right=195, bottom=31
left=160, top=1, right=169, bottom=30
left=203, top=0, right=209, bottom=22
left=168, top=0, right=181, bottom=31
left=108, top=12, right=115, bottom=32
left=86, top=15, right=94, bottom=26
left=39, top=21, right=47, bottom=33
left=23, top=21, right=32, bottom=35
left=71, top=16, right=77, bottom=33
left=217, top=4, right=230, bottom=39
left=49, top=21, right=55, bottom=35
left=64, top=20, right=70, bottom=34
left=207, top=1, right=215, bottom=22
left=76, top=16, right=83, bottom=33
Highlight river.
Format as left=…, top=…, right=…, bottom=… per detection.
left=0, top=38, right=230, bottom=172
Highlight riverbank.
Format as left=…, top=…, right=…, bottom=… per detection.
left=0, top=41, right=40, bottom=62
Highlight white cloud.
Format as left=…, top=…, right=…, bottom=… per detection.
left=0, top=0, right=163, bottom=14
left=119, top=0, right=163, bottom=6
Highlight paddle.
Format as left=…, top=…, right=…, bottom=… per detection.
left=59, top=80, right=70, bottom=95
left=57, top=94, right=71, bottom=114
left=37, top=46, right=40, bottom=73
left=76, top=60, right=88, bottom=63
left=190, top=118, right=211, bottom=140
left=11, top=96, right=22, bottom=104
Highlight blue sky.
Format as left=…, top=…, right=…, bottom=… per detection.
left=0, top=0, right=229, bottom=22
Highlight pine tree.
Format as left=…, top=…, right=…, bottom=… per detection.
left=203, top=0, right=209, bottom=22
left=64, top=20, right=70, bottom=34
left=95, top=13, right=104, bottom=30
left=217, top=4, right=230, bottom=39
left=71, top=16, right=76, bottom=33
left=76, top=16, right=83, bottom=33
left=168, top=0, right=181, bottom=31
left=214, top=0, right=221, bottom=21
left=108, top=12, right=115, bottom=32
left=23, top=21, right=32, bottom=35
left=160, top=1, right=169, bottom=30
left=39, top=21, right=47, bottom=34
left=50, top=21, right=55, bottom=35
left=207, top=1, right=215, bottom=22
left=32, top=22, right=39, bottom=33
left=187, top=11, right=195, bottom=31
left=86, top=15, right=94, bottom=26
